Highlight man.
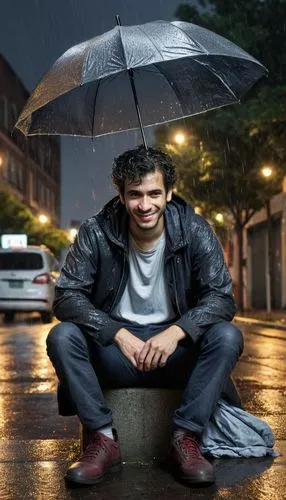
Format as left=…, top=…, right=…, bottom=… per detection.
left=47, top=145, right=243, bottom=486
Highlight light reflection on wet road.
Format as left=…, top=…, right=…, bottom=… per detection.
left=0, top=316, right=285, bottom=499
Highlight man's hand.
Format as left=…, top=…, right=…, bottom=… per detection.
left=136, top=325, right=186, bottom=372
left=114, top=328, right=145, bottom=368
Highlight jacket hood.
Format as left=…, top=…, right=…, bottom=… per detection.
left=96, top=194, right=195, bottom=251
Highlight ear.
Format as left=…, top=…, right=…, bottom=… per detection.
left=119, top=193, right=125, bottom=204
left=166, top=189, right=172, bottom=203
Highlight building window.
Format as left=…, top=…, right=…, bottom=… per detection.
left=8, top=103, right=18, bottom=132
left=44, top=146, right=52, bottom=175
left=7, top=154, right=24, bottom=191
left=32, top=174, right=41, bottom=203
left=50, top=191, right=56, bottom=215
left=0, top=95, right=8, bottom=131
left=2, top=152, right=8, bottom=179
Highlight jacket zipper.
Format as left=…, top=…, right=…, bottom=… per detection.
left=165, top=252, right=182, bottom=317
left=172, top=262, right=182, bottom=316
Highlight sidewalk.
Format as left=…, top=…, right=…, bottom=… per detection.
left=0, top=318, right=285, bottom=499
left=235, top=309, right=286, bottom=330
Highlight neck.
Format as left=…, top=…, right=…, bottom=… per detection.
left=129, top=217, right=164, bottom=251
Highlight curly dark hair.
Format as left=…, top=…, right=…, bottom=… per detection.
left=112, top=145, right=177, bottom=195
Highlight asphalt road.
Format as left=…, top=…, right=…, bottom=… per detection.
left=0, top=315, right=285, bottom=499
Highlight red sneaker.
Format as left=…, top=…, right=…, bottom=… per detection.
left=170, top=431, right=215, bottom=484
left=65, top=429, right=122, bottom=485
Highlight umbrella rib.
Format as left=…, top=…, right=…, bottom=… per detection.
left=171, top=22, right=208, bottom=55
left=91, top=79, right=101, bottom=137
left=117, top=26, right=128, bottom=69
left=193, top=57, right=239, bottom=100
left=137, top=25, right=164, bottom=61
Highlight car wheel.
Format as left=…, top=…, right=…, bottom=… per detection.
left=40, top=312, right=53, bottom=324
left=4, top=312, right=15, bottom=323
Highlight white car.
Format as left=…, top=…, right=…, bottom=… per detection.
left=0, top=245, right=60, bottom=323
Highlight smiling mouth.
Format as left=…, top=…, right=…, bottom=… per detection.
left=136, top=213, right=155, bottom=220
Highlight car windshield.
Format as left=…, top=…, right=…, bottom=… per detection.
left=0, top=252, right=44, bottom=270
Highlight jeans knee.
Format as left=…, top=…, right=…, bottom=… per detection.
left=46, top=322, right=85, bottom=358
left=219, top=323, right=244, bottom=355
left=207, top=322, right=244, bottom=356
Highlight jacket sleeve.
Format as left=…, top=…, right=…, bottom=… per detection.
left=53, top=221, right=123, bottom=346
left=175, top=216, right=237, bottom=343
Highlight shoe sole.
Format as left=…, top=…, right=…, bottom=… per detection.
left=168, top=457, right=215, bottom=485
left=65, top=461, right=122, bottom=485
left=181, top=474, right=215, bottom=485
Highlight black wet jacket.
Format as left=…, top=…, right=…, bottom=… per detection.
left=53, top=195, right=236, bottom=346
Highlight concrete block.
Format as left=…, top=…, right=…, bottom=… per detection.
left=82, top=388, right=182, bottom=463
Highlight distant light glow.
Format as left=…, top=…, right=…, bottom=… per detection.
left=261, top=166, right=273, bottom=178
left=194, top=206, right=202, bottom=214
left=38, top=214, right=49, bottom=224
left=215, top=213, right=224, bottom=223
left=69, top=228, right=78, bottom=241
left=174, top=132, right=186, bottom=145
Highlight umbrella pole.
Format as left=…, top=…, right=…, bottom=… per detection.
left=116, top=15, right=148, bottom=150
left=128, top=69, right=148, bottom=150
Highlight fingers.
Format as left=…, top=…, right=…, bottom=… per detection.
left=137, top=342, right=166, bottom=371
left=149, top=350, right=162, bottom=370
left=130, top=356, right=138, bottom=368
left=137, top=343, right=150, bottom=371
left=159, top=353, right=168, bottom=368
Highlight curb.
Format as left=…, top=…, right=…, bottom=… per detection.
left=235, top=316, right=286, bottom=331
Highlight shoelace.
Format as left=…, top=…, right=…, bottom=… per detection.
left=179, top=435, right=204, bottom=461
left=79, top=434, right=107, bottom=462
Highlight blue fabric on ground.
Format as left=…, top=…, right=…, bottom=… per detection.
left=201, top=399, right=279, bottom=457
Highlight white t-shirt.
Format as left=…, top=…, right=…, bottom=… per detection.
left=111, top=231, right=176, bottom=324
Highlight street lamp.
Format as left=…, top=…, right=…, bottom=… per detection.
left=260, top=165, right=274, bottom=314
left=215, top=213, right=224, bottom=223
left=261, top=166, right=273, bottom=179
left=38, top=214, right=49, bottom=225
left=174, top=132, right=186, bottom=145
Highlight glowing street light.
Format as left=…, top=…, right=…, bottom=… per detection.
left=174, top=132, right=186, bottom=145
left=261, top=166, right=273, bottom=178
left=215, top=213, right=224, bottom=223
left=194, top=206, right=202, bottom=214
left=38, top=214, right=49, bottom=224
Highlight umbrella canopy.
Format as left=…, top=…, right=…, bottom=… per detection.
left=15, top=20, right=267, bottom=142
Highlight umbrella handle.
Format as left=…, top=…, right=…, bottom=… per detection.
left=116, top=15, right=148, bottom=150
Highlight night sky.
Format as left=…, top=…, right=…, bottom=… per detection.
left=0, top=0, right=197, bottom=227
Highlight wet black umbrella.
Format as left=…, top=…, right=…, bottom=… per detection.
left=15, top=17, right=267, bottom=148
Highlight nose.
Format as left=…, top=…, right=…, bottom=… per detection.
left=138, top=196, right=152, bottom=212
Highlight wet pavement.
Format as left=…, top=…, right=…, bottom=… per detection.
left=0, top=315, right=285, bottom=499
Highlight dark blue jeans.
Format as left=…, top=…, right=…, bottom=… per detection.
left=46, top=321, right=243, bottom=434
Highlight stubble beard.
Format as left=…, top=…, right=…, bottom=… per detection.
left=131, top=207, right=165, bottom=232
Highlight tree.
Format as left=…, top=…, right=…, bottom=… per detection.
left=154, top=0, right=286, bottom=310
left=155, top=113, right=285, bottom=311
left=0, top=190, right=70, bottom=257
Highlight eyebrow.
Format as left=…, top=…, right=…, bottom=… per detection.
left=126, top=188, right=163, bottom=195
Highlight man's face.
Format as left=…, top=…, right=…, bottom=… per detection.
left=120, top=170, right=172, bottom=232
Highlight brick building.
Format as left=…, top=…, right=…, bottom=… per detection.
left=0, top=54, right=61, bottom=226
